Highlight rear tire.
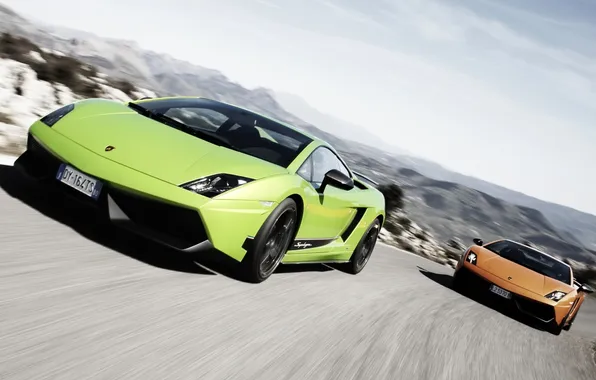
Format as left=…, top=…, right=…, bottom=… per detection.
left=241, top=198, right=298, bottom=283
left=343, top=218, right=380, bottom=275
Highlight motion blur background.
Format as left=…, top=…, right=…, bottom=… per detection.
left=0, top=2, right=596, bottom=379
left=0, top=0, right=595, bottom=282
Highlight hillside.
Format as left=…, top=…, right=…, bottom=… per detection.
left=338, top=152, right=595, bottom=263
left=394, top=157, right=596, bottom=251
left=394, top=168, right=592, bottom=262
left=0, top=3, right=594, bottom=265
left=0, top=32, right=155, bottom=153
left=269, top=90, right=596, bottom=251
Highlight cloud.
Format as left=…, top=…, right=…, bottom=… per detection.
left=319, top=0, right=389, bottom=30
left=245, top=0, right=596, bottom=212
left=254, top=0, right=282, bottom=10
left=383, top=0, right=596, bottom=73
left=323, top=0, right=596, bottom=126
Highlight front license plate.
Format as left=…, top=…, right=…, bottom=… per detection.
left=56, top=164, right=103, bottom=200
left=489, top=284, right=512, bottom=299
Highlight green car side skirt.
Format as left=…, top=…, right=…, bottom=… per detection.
left=281, top=207, right=382, bottom=263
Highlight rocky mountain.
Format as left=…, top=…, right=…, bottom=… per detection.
left=395, top=168, right=592, bottom=262
left=394, top=157, right=596, bottom=251
left=271, top=88, right=596, bottom=252
left=0, top=3, right=594, bottom=264
left=337, top=150, right=596, bottom=263
left=0, top=32, right=155, bottom=153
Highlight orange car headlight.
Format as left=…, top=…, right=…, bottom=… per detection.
left=545, top=291, right=566, bottom=301
left=465, top=252, right=477, bottom=265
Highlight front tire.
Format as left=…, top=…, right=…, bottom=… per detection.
left=562, top=323, right=571, bottom=331
left=343, top=218, right=380, bottom=275
left=241, top=198, right=298, bottom=283
left=451, top=271, right=464, bottom=290
left=562, top=313, right=576, bottom=331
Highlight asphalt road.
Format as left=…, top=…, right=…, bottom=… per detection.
left=1, top=161, right=595, bottom=380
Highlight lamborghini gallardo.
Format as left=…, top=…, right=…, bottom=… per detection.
left=14, top=96, right=386, bottom=282
left=452, top=238, right=594, bottom=334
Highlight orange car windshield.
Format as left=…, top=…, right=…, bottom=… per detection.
left=484, top=241, right=572, bottom=285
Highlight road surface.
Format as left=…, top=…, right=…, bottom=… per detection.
left=0, top=161, right=595, bottom=380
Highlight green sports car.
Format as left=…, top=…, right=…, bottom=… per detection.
left=15, top=96, right=386, bottom=282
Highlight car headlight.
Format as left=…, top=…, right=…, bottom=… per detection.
left=545, top=291, right=567, bottom=301
left=181, top=174, right=253, bottom=198
left=40, top=103, right=75, bottom=127
left=465, top=251, right=477, bottom=265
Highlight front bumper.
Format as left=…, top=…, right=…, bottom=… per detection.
left=16, top=124, right=273, bottom=261
left=455, top=264, right=571, bottom=325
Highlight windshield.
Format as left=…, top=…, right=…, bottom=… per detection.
left=129, top=98, right=313, bottom=168
left=484, top=240, right=572, bottom=285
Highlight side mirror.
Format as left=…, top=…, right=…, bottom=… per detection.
left=319, top=169, right=354, bottom=193
left=579, top=284, right=594, bottom=294
left=473, top=238, right=483, bottom=246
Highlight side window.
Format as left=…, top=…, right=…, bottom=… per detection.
left=298, top=147, right=351, bottom=187
left=297, top=155, right=313, bottom=182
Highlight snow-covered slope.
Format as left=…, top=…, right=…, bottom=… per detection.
left=0, top=44, right=155, bottom=155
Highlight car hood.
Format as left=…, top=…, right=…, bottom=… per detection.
left=53, top=103, right=288, bottom=184
left=474, top=248, right=573, bottom=296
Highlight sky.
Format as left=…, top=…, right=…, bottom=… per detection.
left=3, top=0, right=596, bottom=214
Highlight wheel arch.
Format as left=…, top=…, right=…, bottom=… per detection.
left=287, top=193, right=304, bottom=239
left=376, top=213, right=384, bottom=227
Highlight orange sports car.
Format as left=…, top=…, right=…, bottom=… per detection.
left=452, top=238, right=594, bottom=334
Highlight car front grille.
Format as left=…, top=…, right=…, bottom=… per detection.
left=107, top=188, right=208, bottom=250
left=23, top=133, right=108, bottom=208
left=24, top=133, right=63, bottom=178
left=457, top=266, right=492, bottom=290
left=23, top=133, right=208, bottom=251
left=513, top=296, right=555, bottom=323
left=457, top=266, right=556, bottom=323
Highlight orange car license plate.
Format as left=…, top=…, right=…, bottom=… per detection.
left=489, top=284, right=512, bottom=299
